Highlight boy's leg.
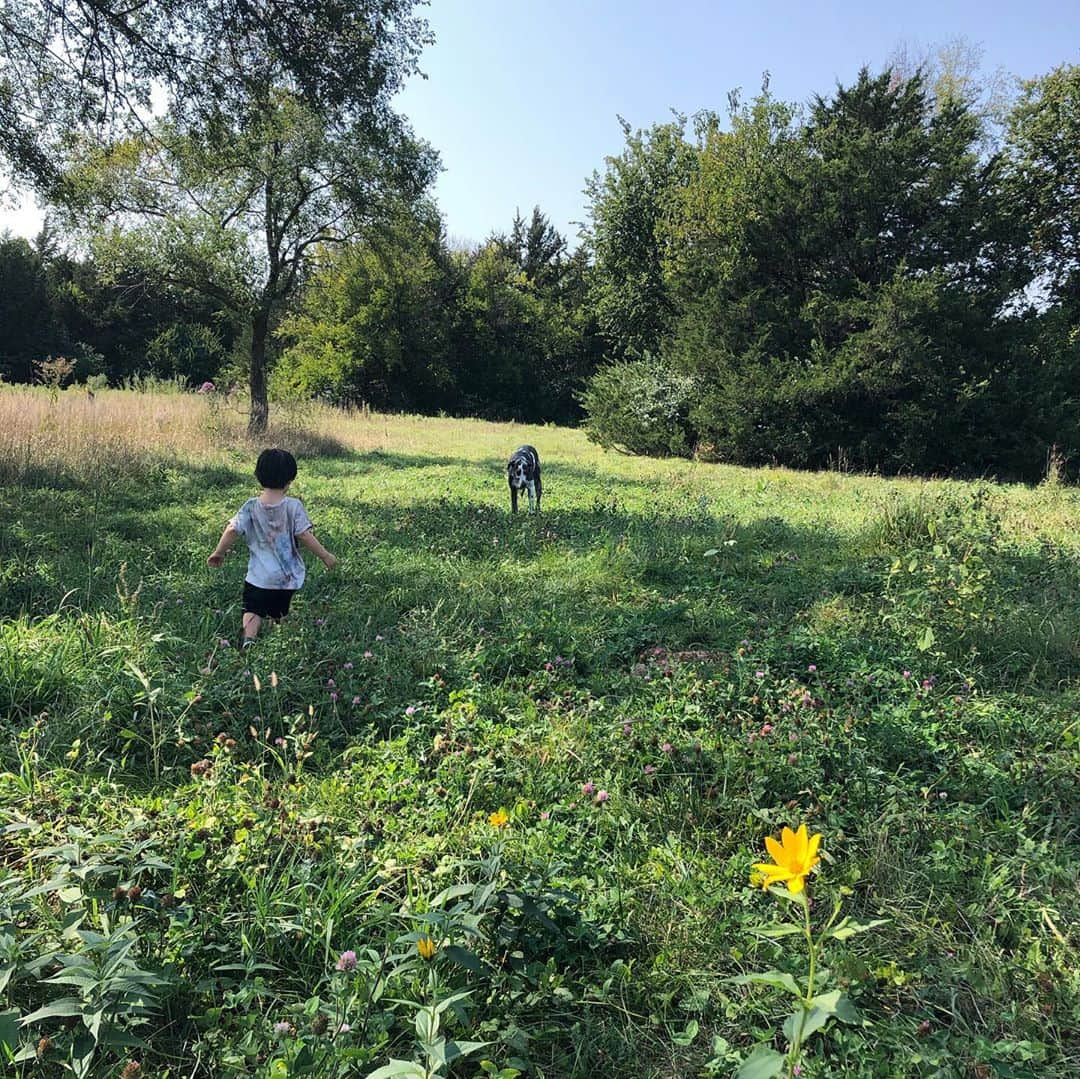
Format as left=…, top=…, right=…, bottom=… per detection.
left=242, top=612, right=263, bottom=641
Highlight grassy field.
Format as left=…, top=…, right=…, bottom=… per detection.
left=1, top=387, right=1077, bottom=1078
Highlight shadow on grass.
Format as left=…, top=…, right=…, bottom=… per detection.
left=3, top=455, right=1079, bottom=689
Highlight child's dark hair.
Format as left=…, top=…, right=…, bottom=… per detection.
left=255, top=448, right=298, bottom=489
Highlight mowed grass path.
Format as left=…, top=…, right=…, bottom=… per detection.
left=0, top=389, right=1077, bottom=1077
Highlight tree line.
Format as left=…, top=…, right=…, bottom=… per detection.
left=583, top=64, right=1079, bottom=479
left=0, top=2, right=1076, bottom=478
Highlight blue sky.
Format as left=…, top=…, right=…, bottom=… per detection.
left=2, top=0, right=1077, bottom=244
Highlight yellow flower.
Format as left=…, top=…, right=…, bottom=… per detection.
left=253, top=674, right=262, bottom=692
left=416, top=935, right=437, bottom=960
left=488, top=809, right=509, bottom=829
left=752, top=824, right=822, bottom=894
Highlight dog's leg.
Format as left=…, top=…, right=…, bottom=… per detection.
left=535, top=473, right=542, bottom=512
left=510, top=484, right=518, bottom=514
left=527, top=480, right=536, bottom=513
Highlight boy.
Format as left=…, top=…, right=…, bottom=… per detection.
left=207, top=448, right=336, bottom=643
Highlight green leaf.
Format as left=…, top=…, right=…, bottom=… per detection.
left=443, top=1039, right=490, bottom=1064
left=781, top=992, right=857, bottom=1046
left=97, top=1025, right=148, bottom=1049
left=732, top=970, right=802, bottom=996
left=19, top=997, right=83, bottom=1025
left=415, top=1007, right=437, bottom=1044
left=71, top=1029, right=96, bottom=1079
left=736, top=1045, right=786, bottom=1078
left=365, top=1060, right=429, bottom=1079
left=0, top=1010, right=19, bottom=1053
left=433, top=989, right=472, bottom=1016
left=672, top=1018, right=699, bottom=1046
left=822, top=992, right=860, bottom=1024
left=765, top=884, right=806, bottom=905
left=443, top=944, right=488, bottom=975
left=83, top=1003, right=105, bottom=1041
left=917, top=626, right=935, bottom=651
left=430, top=882, right=475, bottom=907
left=748, top=923, right=802, bottom=939
left=826, top=918, right=889, bottom=941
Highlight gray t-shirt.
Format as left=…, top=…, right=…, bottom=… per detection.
left=230, top=496, right=313, bottom=590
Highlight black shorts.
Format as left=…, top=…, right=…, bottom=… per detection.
left=243, top=581, right=296, bottom=619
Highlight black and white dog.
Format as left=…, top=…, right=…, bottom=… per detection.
left=507, top=445, right=542, bottom=514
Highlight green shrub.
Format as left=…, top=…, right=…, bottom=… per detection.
left=579, top=357, right=696, bottom=457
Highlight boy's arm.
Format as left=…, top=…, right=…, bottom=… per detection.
left=297, top=529, right=337, bottom=569
left=207, top=525, right=240, bottom=567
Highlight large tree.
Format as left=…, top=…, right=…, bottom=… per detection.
left=1, top=1, right=431, bottom=187
left=1, top=0, right=436, bottom=433
left=583, top=117, right=697, bottom=360
left=1003, top=63, right=1080, bottom=307
left=671, top=70, right=1014, bottom=471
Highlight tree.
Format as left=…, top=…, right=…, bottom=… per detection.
left=276, top=204, right=463, bottom=411
left=886, top=37, right=1015, bottom=152
left=2, top=1, right=436, bottom=433
left=0, top=233, right=54, bottom=381
left=1003, top=64, right=1080, bottom=307
left=663, top=84, right=801, bottom=311
left=583, top=117, right=697, bottom=359
left=496, top=206, right=567, bottom=290
left=669, top=70, right=1014, bottom=472
left=0, top=1, right=432, bottom=191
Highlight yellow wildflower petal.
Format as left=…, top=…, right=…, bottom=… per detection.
left=751, top=862, right=789, bottom=880
left=765, top=835, right=785, bottom=863
left=793, top=823, right=809, bottom=863
left=807, top=832, right=822, bottom=863
left=780, top=825, right=797, bottom=854
left=787, top=873, right=806, bottom=893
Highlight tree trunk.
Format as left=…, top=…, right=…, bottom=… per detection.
left=248, top=305, right=270, bottom=436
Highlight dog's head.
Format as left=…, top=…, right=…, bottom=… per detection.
left=507, top=454, right=529, bottom=490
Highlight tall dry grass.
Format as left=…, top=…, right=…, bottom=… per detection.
left=0, top=386, right=361, bottom=486
left=0, top=384, right=599, bottom=488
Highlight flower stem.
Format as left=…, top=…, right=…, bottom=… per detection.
left=787, top=892, right=817, bottom=1078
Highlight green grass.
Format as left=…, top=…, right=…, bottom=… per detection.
left=1, top=392, right=1077, bottom=1078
